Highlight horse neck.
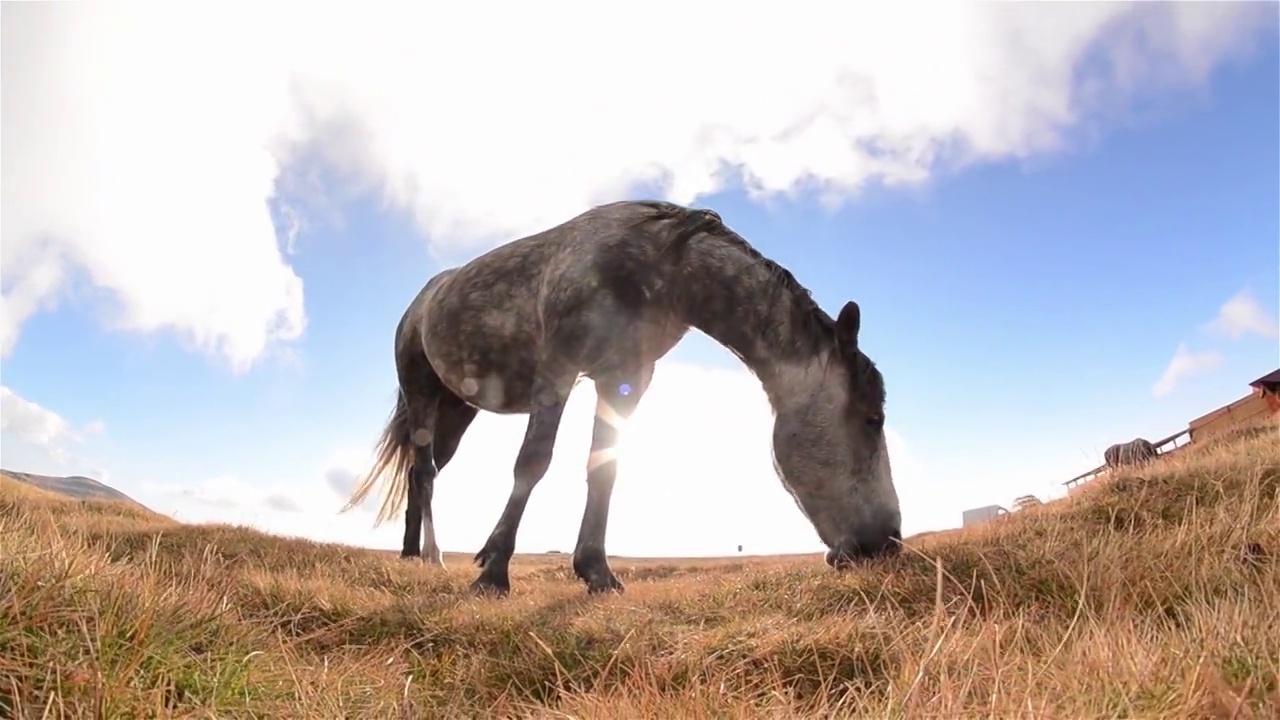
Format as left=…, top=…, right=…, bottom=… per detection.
left=670, top=239, right=833, bottom=401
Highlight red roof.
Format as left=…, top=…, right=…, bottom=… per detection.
left=1249, top=369, right=1280, bottom=392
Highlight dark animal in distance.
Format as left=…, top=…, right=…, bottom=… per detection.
left=1103, top=438, right=1158, bottom=470
left=341, top=199, right=901, bottom=596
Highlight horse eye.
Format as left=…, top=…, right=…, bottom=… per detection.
left=866, top=413, right=885, bottom=430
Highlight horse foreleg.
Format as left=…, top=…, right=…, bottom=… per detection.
left=470, top=382, right=569, bottom=596
left=572, top=370, right=650, bottom=594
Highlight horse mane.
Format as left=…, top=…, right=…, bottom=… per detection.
left=642, top=201, right=837, bottom=350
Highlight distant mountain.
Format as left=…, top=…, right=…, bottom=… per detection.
left=0, top=469, right=152, bottom=511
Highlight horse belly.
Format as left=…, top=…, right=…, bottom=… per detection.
left=421, top=332, right=540, bottom=415
left=458, top=361, right=537, bottom=414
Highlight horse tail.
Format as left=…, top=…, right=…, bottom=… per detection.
left=340, top=389, right=416, bottom=527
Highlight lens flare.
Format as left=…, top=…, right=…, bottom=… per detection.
left=588, top=388, right=634, bottom=473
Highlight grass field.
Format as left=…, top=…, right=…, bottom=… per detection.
left=2, top=421, right=1277, bottom=718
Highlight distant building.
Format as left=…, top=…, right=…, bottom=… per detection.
left=1250, top=368, right=1280, bottom=407
left=962, top=504, right=1008, bottom=528
left=1189, top=367, right=1280, bottom=442
left=1011, top=494, right=1042, bottom=511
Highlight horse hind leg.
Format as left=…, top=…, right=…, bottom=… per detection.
left=395, top=342, right=457, bottom=562
left=401, top=469, right=425, bottom=559
left=399, top=401, right=437, bottom=561
left=410, top=393, right=478, bottom=567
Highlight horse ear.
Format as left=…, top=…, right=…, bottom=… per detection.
left=835, top=301, right=861, bottom=355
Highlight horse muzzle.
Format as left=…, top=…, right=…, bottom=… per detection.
left=825, top=526, right=902, bottom=569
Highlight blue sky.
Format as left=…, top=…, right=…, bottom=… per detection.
left=3, top=3, right=1278, bottom=557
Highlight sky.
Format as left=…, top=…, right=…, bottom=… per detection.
left=2, top=2, right=1278, bottom=558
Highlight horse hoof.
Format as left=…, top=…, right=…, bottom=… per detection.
left=469, top=578, right=510, bottom=598
left=585, top=576, right=625, bottom=595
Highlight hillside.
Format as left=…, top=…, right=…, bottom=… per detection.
left=1, top=422, right=1276, bottom=718
left=0, top=469, right=153, bottom=512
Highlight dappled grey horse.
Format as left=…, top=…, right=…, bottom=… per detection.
left=341, top=200, right=901, bottom=596
left=1104, top=438, right=1158, bottom=470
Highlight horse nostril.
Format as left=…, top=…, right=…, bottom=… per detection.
left=825, top=547, right=857, bottom=570
left=827, top=527, right=901, bottom=569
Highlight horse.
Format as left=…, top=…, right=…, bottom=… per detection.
left=340, top=199, right=901, bottom=596
left=1103, top=438, right=1158, bottom=470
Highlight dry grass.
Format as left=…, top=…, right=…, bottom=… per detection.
left=2, top=422, right=1277, bottom=718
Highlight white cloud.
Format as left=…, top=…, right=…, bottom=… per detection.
left=82, top=419, right=108, bottom=437
left=1152, top=343, right=1224, bottom=399
left=134, top=473, right=346, bottom=519
left=3, top=3, right=1271, bottom=369
left=1, top=5, right=306, bottom=372
left=0, top=241, right=68, bottom=359
left=119, top=472, right=380, bottom=547
left=1205, top=287, right=1279, bottom=341
left=323, top=466, right=360, bottom=499
left=0, top=386, right=103, bottom=466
